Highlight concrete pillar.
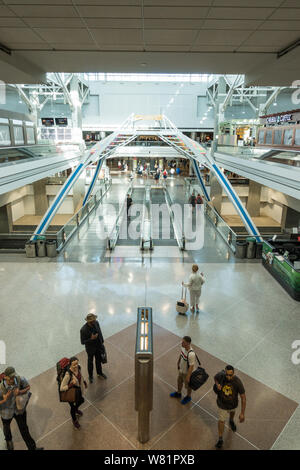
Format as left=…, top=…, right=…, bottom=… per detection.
left=210, top=173, right=223, bottom=214
left=211, top=76, right=227, bottom=158
left=191, top=132, right=197, bottom=140
left=70, top=75, right=82, bottom=130
left=246, top=180, right=262, bottom=217
left=33, top=178, right=48, bottom=215
left=0, top=205, right=10, bottom=233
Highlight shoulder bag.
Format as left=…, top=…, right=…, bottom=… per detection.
left=187, top=351, right=209, bottom=391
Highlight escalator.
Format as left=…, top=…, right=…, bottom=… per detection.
left=151, top=188, right=177, bottom=246
left=116, top=187, right=145, bottom=246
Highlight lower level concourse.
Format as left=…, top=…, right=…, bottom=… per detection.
left=0, top=174, right=299, bottom=451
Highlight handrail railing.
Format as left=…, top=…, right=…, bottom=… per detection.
left=164, top=185, right=185, bottom=251
left=140, top=183, right=153, bottom=251
left=107, top=182, right=132, bottom=251
left=56, top=177, right=112, bottom=252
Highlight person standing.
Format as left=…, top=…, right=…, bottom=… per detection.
left=60, top=357, right=87, bottom=430
left=214, top=365, right=246, bottom=449
left=196, top=193, right=203, bottom=205
left=169, top=336, right=196, bottom=405
left=80, top=313, right=107, bottom=384
left=0, top=367, right=43, bottom=451
left=189, top=191, right=196, bottom=210
left=182, top=264, right=205, bottom=313
left=126, top=193, right=133, bottom=216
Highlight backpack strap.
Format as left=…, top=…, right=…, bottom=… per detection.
left=187, top=349, right=201, bottom=368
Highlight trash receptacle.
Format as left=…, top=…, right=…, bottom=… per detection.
left=37, top=239, right=46, bottom=257
left=46, top=240, right=57, bottom=258
left=256, top=241, right=263, bottom=259
left=25, top=240, right=36, bottom=258
left=246, top=237, right=256, bottom=259
left=236, top=241, right=247, bottom=259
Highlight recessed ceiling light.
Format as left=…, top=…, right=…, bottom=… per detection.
left=140, top=63, right=147, bottom=67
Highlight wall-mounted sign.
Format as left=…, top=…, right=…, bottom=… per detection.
left=266, top=114, right=293, bottom=125
left=55, top=117, right=68, bottom=126
left=41, top=118, right=54, bottom=127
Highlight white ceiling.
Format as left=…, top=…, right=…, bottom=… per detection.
left=0, top=0, right=299, bottom=85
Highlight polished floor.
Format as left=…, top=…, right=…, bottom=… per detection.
left=0, top=175, right=300, bottom=450
left=4, top=324, right=297, bottom=450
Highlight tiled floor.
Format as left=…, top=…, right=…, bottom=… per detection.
left=5, top=324, right=297, bottom=451
left=1, top=176, right=300, bottom=450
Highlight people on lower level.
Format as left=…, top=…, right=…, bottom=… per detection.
left=60, top=357, right=87, bottom=430
left=0, top=367, right=43, bottom=451
left=169, top=336, right=195, bottom=405
left=214, top=365, right=246, bottom=449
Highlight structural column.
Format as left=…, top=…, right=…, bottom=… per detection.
left=33, top=178, right=48, bottom=215
left=246, top=180, right=262, bottom=217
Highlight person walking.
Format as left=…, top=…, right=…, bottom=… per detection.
left=169, top=336, right=196, bottom=405
left=126, top=193, right=133, bottom=216
left=80, top=313, right=107, bottom=384
left=60, top=357, right=87, bottom=430
left=196, top=193, right=203, bottom=205
left=214, top=365, right=246, bottom=449
left=0, top=367, right=43, bottom=450
left=182, top=264, right=205, bottom=313
left=189, top=191, right=196, bottom=211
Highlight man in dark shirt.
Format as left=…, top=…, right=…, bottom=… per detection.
left=126, top=194, right=133, bottom=216
left=80, top=313, right=107, bottom=384
left=214, top=365, right=246, bottom=449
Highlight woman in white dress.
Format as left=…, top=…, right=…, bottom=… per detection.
left=182, top=264, right=205, bottom=313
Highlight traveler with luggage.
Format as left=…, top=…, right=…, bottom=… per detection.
left=169, top=336, right=196, bottom=405
left=0, top=366, right=43, bottom=450
left=214, top=365, right=246, bottom=449
left=59, top=357, right=87, bottom=430
left=80, top=313, right=107, bottom=384
left=182, top=264, right=205, bottom=313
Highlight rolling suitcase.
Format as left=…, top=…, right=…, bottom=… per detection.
left=176, top=286, right=189, bottom=315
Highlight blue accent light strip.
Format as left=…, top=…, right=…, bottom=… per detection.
left=192, top=160, right=210, bottom=201
left=32, top=163, right=85, bottom=240
left=212, top=163, right=262, bottom=242
left=82, top=157, right=103, bottom=206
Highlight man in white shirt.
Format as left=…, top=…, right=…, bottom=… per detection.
left=170, top=336, right=196, bottom=405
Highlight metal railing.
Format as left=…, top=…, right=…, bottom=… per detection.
left=164, top=185, right=186, bottom=251
left=204, top=202, right=237, bottom=253
left=56, top=177, right=112, bottom=252
left=140, top=183, right=153, bottom=251
left=107, top=182, right=132, bottom=250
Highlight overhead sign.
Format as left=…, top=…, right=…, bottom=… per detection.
left=267, top=114, right=293, bottom=124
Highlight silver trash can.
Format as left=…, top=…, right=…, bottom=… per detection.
left=246, top=237, right=256, bottom=259
left=236, top=241, right=247, bottom=259
left=46, top=240, right=57, bottom=258
left=25, top=241, right=36, bottom=258
left=37, top=239, right=46, bottom=257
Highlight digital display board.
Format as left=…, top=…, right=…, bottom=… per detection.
left=55, top=117, right=68, bottom=126
left=41, top=118, right=54, bottom=127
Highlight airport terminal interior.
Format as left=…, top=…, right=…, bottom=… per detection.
left=0, top=0, right=300, bottom=451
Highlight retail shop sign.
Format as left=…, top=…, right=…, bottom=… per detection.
left=266, top=114, right=293, bottom=125
left=0, top=340, right=6, bottom=365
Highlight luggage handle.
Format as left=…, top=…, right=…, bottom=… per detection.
left=181, top=285, right=187, bottom=300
